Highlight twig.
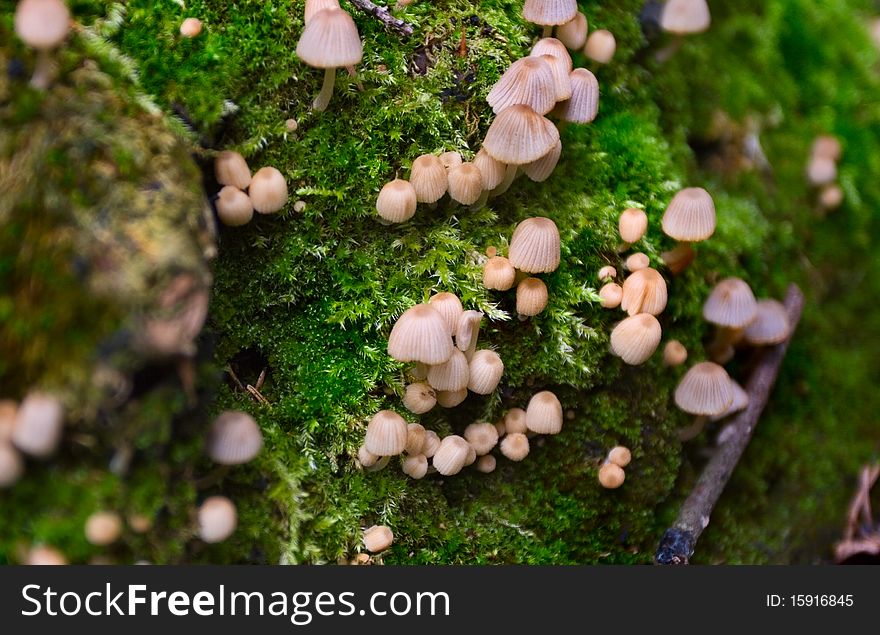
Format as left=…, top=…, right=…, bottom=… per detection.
left=349, top=0, right=414, bottom=38
left=655, top=283, right=806, bottom=565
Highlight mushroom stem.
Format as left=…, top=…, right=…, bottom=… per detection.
left=655, top=36, right=685, bottom=64
left=30, top=50, right=55, bottom=90
left=194, top=464, right=231, bottom=490
left=677, top=415, right=709, bottom=441
left=469, top=189, right=490, bottom=211
left=542, top=25, right=553, bottom=38
left=661, top=242, right=696, bottom=275
left=313, top=67, right=337, bottom=112
left=708, top=327, right=744, bottom=363
left=491, top=164, right=518, bottom=197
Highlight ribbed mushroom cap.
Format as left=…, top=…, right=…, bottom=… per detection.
left=364, top=410, right=408, bottom=456
left=215, top=150, right=251, bottom=190
left=523, top=139, right=562, bottom=182
left=433, top=435, right=471, bottom=475
left=625, top=252, right=650, bottom=272
left=483, top=256, right=517, bottom=291
left=447, top=162, right=484, bottom=205
left=743, top=299, right=790, bottom=345
left=25, top=545, right=67, bottom=565
left=483, top=105, right=560, bottom=165
left=410, top=154, right=448, bottom=203
left=599, top=282, right=623, bottom=309
left=0, top=442, right=24, bottom=488
left=584, top=29, right=616, bottom=64
left=198, top=496, right=238, bottom=543
left=500, top=432, right=530, bottom=461
left=249, top=167, right=288, bottom=214
left=610, top=313, right=662, bottom=365
left=607, top=446, right=632, bottom=468
left=661, top=187, right=716, bottom=241
left=85, top=511, right=123, bottom=546
left=296, top=8, right=363, bottom=68
left=811, top=135, right=843, bottom=162
left=660, top=0, right=711, bottom=35
left=710, top=380, right=749, bottom=422
left=523, top=0, right=577, bottom=26
left=436, top=388, right=468, bottom=408
left=387, top=304, right=454, bottom=364
left=504, top=408, right=528, bottom=435
left=15, top=0, right=70, bottom=49
left=530, top=38, right=573, bottom=71
left=206, top=411, right=263, bottom=465
left=12, top=392, right=63, bottom=458
left=621, top=268, right=667, bottom=316
left=464, top=422, right=499, bottom=455
left=516, top=277, right=549, bottom=316
left=467, top=350, right=505, bottom=394
left=806, top=155, right=837, bottom=186
left=454, top=310, right=483, bottom=355
left=526, top=390, right=563, bottom=434
left=619, top=208, right=648, bottom=243
left=703, top=277, right=758, bottom=328
left=487, top=56, right=557, bottom=115
left=422, top=430, right=441, bottom=458
left=538, top=54, right=572, bottom=101
left=508, top=217, right=561, bottom=273
left=402, top=453, right=428, bottom=479
left=402, top=382, right=436, bottom=415
left=475, top=454, right=497, bottom=473
left=357, top=444, right=379, bottom=467
left=598, top=462, right=625, bottom=489
left=598, top=265, right=617, bottom=281
left=363, top=525, right=394, bottom=552
left=557, top=11, right=588, bottom=50
left=216, top=185, right=254, bottom=227
left=0, top=400, right=18, bottom=442
left=376, top=178, right=417, bottom=223
left=674, top=361, right=735, bottom=416
left=427, top=348, right=469, bottom=392
left=554, top=68, right=599, bottom=123
left=405, top=422, right=427, bottom=455
left=663, top=340, right=688, bottom=366
left=473, top=148, right=506, bottom=190
left=439, top=151, right=463, bottom=170
left=428, top=292, right=463, bottom=335
left=305, top=0, right=340, bottom=24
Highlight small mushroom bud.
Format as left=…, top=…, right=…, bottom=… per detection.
left=584, top=29, right=616, bottom=64
left=422, top=430, right=441, bottom=458
left=12, top=392, right=64, bottom=458
left=620, top=268, right=667, bottom=316
left=402, top=454, right=428, bottom=479
left=206, top=411, right=263, bottom=465
left=516, top=277, right=549, bottom=317
left=500, top=432, right=530, bottom=461
left=599, top=283, right=622, bottom=309
left=363, top=525, right=394, bottom=552
left=358, top=444, right=379, bottom=467
left=0, top=442, right=24, bottom=488
left=447, top=162, right=484, bottom=205
left=598, top=462, right=625, bottom=488
left=467, top=350, right=504, bottom=395
left=427, top=349, right=469, bottom=392
left=85, top=511, right=123, bottom=546
left=439, top=151, right=463, bottom=170
left=464, top=444, right=477, bottom=466
left=436, top=388, right=468, bottom=408
left=598, top=265, right=617, bottom=282
left=428, top=292, right=464, bottom=335
left=215, top=185, right=254, bottom=227
left=376, top=179, right=417, bottom=223
left=402, top=382, right=436, bottom=415
left=663, top=340, right=688, bottom=366
left=610, top=313, right=662, bottom=365
left=475, top=454, right=497, bottom=474
left=526, top=391, right=563, bottom=434
left=504, top=408, right=528, bottom=435
left=214, top=151, right=252, bottom=190
left=819, top=184, right=844, bottom=210
left=463, top=422, right=499, bottom=456
left=180, top=17, right=203, bottom=38
left=364, top=410, right=408, bottom=456
left=410, top=154, right=448, bottom=204
left=806, top=155, right=836, bottom=186
left=619, top=208, right=648, bottom=244
left=432, top=435, right=471, bottom=475
left=607, top=446, right=632, bottom=468
left=25, top=545, right=67, bottom=565
left=483, top=256, right=517, bottom=291
left=198, top=496, right=238, bottom=543
left=405, top=423, right=427, bottom=455
left=557, top=11, right=588, bottom=50
left=127, top=514, right=153, bottom=534
left=625, top=252, right=650, bottom=272
left=249, top=167, right=288, bottom=214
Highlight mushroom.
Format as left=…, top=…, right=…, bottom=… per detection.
left=363, top=525, right=394, bottom=552
left=387, top=304, right=454, bottom=365
left=703, top=277, right=758, bottom=362
left=538, top=54, right=572, bottom=101
left=357, top=444, right=379, bottom=468
left=180, top=17, right=203, bottom=38
left=473, top=148, right=507, bottom=191
left=709, top=380, right=749, bottom=422
left=525, top=390, right=563, bottom=434
left=819, top=184, right=844, bottom=211
left=598, top=265, right=617, bottom=281
left=12, top=392, right=64, bottom=458
left=504, top=408, right=528, bottom=435
left=620, top=268, right=667, bottom=316
left=523, top=0, right=578, bottom=37
left=127, top=514, right=153, bottom=534
left=304, top=0, right=340, bottom=24
left=0, top=442, right=24, bottom=488
left=454, top=310, right=484, bottom=359
left=743, top=299, right=790, bottom=346
left=508, top=217, right=561, bottom=273
left=659, top=0, right=711, bottom=35
left=427, top=349, right=469, bottom=392
left=487, top=56, right=557, bottom=115
left=500, top=432, right=530, bottom=461
left=467, top=350, right=504, bottom=395
left=214, top=150, right=252, bottom=190
left=404, top=422, right=427, bottom=455
left=598, top=462, right=625, bottom=489
left=447, top=162, right=484, bottom=205
left=625, top=252, right=650, bottom=272
left=516, top=277, right=549, bottom=317
left=402, top=382, right=437, bottom=415
left=25, top=545, right=67, bottom=565
left=84, top=511, right=123, bottom=546
left=661, top=188, right=716, bottom=266
left=432, top=435, right=471, bottom=475
left=464, top=422, right=500, bottom=455
left=436, top=388, right=468, bottom=408
left=198, top=496, right=238, bottom=543
left=409, top=154, right=448, bottom=204
left=249, top=167, right=288, bottom=214
left=14, top=0, right=71, bottom=89
left=599, top=282, right=623, bottom=309
left=661, top=243, right=696, bottom=275
left=215, top=186, right=254, bottom=227
left=422, top=430, right=442, bottom=458
left=364, top=410, right=408, bottom=456
left=475, top=455, right=497, bottom=474
left=483, top=256, right=517, bottom=291
left=811, top=135, right=842, bottom=162
left=663, top=340, right=688, bottom=366
left=530, top=38, right=573, bottom=71
left=556, top=11, right=588, bottom=50
left=402, top=454, right=428, bottom=479
left=584, top=30, right=616, bottom=64
left=523, top=140, right=562, bottom=182
left=376, top=179, right=417, bottom=223
left=607, top=446, right=632, bottom=468
left=482, top=105, right=560, bottom=194
left=806, top=155, right=836, bottom=186
left=206, top=411, right=263, bottom=465
left=619, top=208, right=648, bottom=245
left=674, top=361, right=735, bottom=416
left=428, top=292, right=464, bottom=335
left=296, top=8, right=363, bottom=112
left=610, top=314, right=662, bottom=365
left=554, top=68, right=599, bottom=124
left=439, top=151, right=463, bottom=170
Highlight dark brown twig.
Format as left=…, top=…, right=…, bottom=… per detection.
left=655, top=283, right=805, bottom=565
left=349, top=0, right=414, bottom=38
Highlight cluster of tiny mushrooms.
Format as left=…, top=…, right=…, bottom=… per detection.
left=806, top=134, right=846, bottom=213
left=5, top=0, right=801, bottom=561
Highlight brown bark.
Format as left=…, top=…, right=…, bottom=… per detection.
left=349, top=0, right=414, bottom=38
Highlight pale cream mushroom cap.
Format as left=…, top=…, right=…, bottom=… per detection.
left=487, top=56, right=557, bottom=115
left=216, top=185, right=254, bottom=227
left=15, top=0, right=70, bottom=50
left=206, top=410, right=263, bottom=465
left=464, top=422, right=500, bottom=455
left=530, top=37, right=573, bottom=72
left=516, top=277, right=549, bottom=316
left=660, top=0, right=711, bottom=35
left=625, top=252, right=650, bottom=272
left=215, top=150, right=252, bottom=190
left=523, top=139, right=562, bottom=182
left=599, top=282, right=623, bottom=309
left=467, top=350, right=504, bottom=395
left=610, top=313, right=662, bottom=365
left=363, top=525, right=394, bottom=552
left=432, top=435, right=471, bottom=475
left=598, top=462, right=625, bottom=488
left=296, top=7, right=363, bottom=68
left=523, top=0, right=578, bottom=27
left=483, top=105, right=560, bottom=165
left=473, top=148, right=507, bottom=190
left=387, top=304, right=454, bottom=365
left=12, top=392, right=64, bottom=458
left=508, top=217, right=561, bottom=273
left=475, top=454, right=497, bottom=473
left=198, top=496, right=238, bottom=543
left=525, top=390, right=563, bottom=434
left=483, top=256, right=517, bottom=291
left=584, top=30, right=616, bottom=64
left=85, top=511, right=123, bottom=546
left=620, top=268, right=668, bottom=316
left=410, top=154, right=448, bottom=203
left=554, top=68, right=599, bottom=124
left=556, top=11, right=588, bottom=50
left=743, top=299, right=790, bottom=345
left=249, top=167, right=288, bottom=214
left=447, top=162, right=484, bottom=205
left=376, top=178, right=417, bottom=223
left=619, top=208, right=649, bottom=243
left=504, top=408, right=529, bottom=435
left=305, top=0, right=341, bottom=24
left=661, top=187, right=716, bottom=241
left=663, top=340, right=688, bottom=366
left=703, top=277, right=758, bottom=328
left=427, top=348, right=469, bottom=392
left=607, top=446, right=632, bottom=468
left=428, top=292, right=464, bottom=335
left=364, top=410, right=408, bottom=456
left=402, top=454, right=428, bottom=479
left=674, top=361, right=735, bottom=416
left=500, top=432, right=530, bottom=461
left=402, top=382, right=437, bottom=415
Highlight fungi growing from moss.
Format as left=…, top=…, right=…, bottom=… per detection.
left=483, top=256, right=517, bottom=291
left=508, top=217, right=561, bottom=273
left=625, top=252, right=650, bottom=272
left=524, top=140, right=562, bottom=182
left=539, top=54, right=573, bottom=101
left=599, top=282, right=623, bottom=309
left=584, top=30, right=616, bottom=64
left=554, top=68, right=599, bottom=124
left=455, top=310, right=484, bottom=359
left=249, top=167, right=288, bottom=214
left=198, top=496, right=238, bottom=543
left=743, top=299, right=791, bottom=345
left=663, top=340, right=688, bottom=366
left=464, top=422, right=500, bottom=456
left=216, top=185, right=254, bottom=227
left=402, top=382, right=436, bottom=415
left=304, top=0, right=340, bottom=23
left=363, top=525, right=394, bottom=552
left=661, top=243, right=696, bottom=275
left=447, top=162, right=484, bottom=205
left=357, top=444, right=379, bottom=468
left=387, top=304, right=454, bottom=365
left=710, top=380, right=749, bottom=421
left=526, top=390, right=563, bottom=434
left=364, top=410, right=408, bottom=456
left=409, top=154, right=448, bottom=204
left=620, top=268, right=667, bottom=316
left=487, top=56, right=556, bottom=115
left=475, top=454, right=497, bottom=474
left=531, top=37, right=573, bottom=71
left=516, top=277, right=549, bottom=317
left=296, top=8, right=363, bottom=112
left=703, top=277, right=758, bottom=362
left=473, top=148, right=506, bottom=191
left=598, top=265, right=617, bottom=281
left=500, top=432, right=530, bottom=461
left=607, top=446, right=632, bottom=468
left=402, top=454, right=428, bottom=479
left=436, top=388, right=468, bottom=408
left=811, top=134, right=843, bottom=162
left=610, top=313, right=662, bottom=365
left=439, top=151, right=463, bottom=170
left=215, top=150, right=252, bottom=190
left=660, top=0, right=711, bottom=35
left=619, top=208, right=648, bottom=244
left=483, top=105, right=560, bottom=193
left=557, top=11, right=588, bottom=50
left=661, top=187, right=716, bottom=247
left=12, top=392, right=63, bottom=458
left=180, top=17, right=203, bottom=38
left=806, top=155, right=837, bottom=186
left=376, top=178, right=417, bottom=223
left=428, top=292, right=463, bottom=335
left=523, top=0, right=578, bottom=36
left=674, top=362, right=735, bottom=416
left=819, top=184, right=844, bottom=210
left=427, top=348, right=469, bottom=392
left=598, top=462, right=625, bottom=489
left=25, top=545, right=67, bottom=565
left=14, top=0, right=71, bottom=89
left=0, top=442, right=24, bottom=488
left=206, top=411, right=263, bottom=465
left=432, top=435, right=471, bottom=475
left=503, top=408, right=527, bottom=435
left=85, top=511, right=123, bottom=547
left=422, top=430, right=441, bottom=458
left=404, top=422, right=427, bottom=455
left=467, top=350, right=504, bottom=394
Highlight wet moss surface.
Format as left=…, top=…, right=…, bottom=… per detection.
left=0, top=0, right=878, bottom=564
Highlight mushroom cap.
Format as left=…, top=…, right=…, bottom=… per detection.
left=516, top=277, right=549, bottom=316
left=483, top=256, right=517, bottom=291
left=432, top=435, right=471, bottom=475
left=296, top=8, right=363, bottom=68
left=447, top=162, right=484, bottom=205
left=660, top=0, right=711, bottom=35
left=216, top=185, right=254, bottom=227
left=473, top=148, right=506, bottom=190
left=84, top=511, right=123, bottom=546
left=402, top=454, right=428, bottom=479
left=661, top=242, right=696, bottom=274
left=554, top=68, right=599, bottom=124
left=523, top=0, right=578, bottom=27
left=806, top=155, right=836, bottom=186
left=523, top=139, right=562, bottom=182
left=743, top=299, right=790, bottom=345
left=12, top=392, right=63, bottom=458
left=500, top=432, right=530, bottom=461
left=467, top=349, right=505, bottom=395
left=422, top=430, right=442, bottom=458
left=464, top=422, right=499, bottom=455
left=598, top=265, right=617, bottom=281
left=0, top=400, right=18, bottom=442
left=25, top=545, right=67, bottom=565
left=0, top=442, right=24, bottom=488
left=214, top=150, right=252, bottom=190
left=179, top=17, right=203, bottom=38
left=539, top=54, right=572, bottom=101
left=811, top=134, right=842, bottom=162
left=402, top=382, right=437, bottom=415
left=454, top=310, right=483, bottom=355
left=607, top=446, right=632, bottom=468
left=475, top=454, right=497, bottom=473
left=387, top=304, right=454, bottom=364
left=357, top=444, right=379, bottom=467
left=439, top=151, right=463, bottom=170
left=428, top=292, right=463, bottom=335
left=661, top=187, right=716, bottom=241
left=508, top=216, right=561, bottom=273
left=819, top=184, right=844, bottom=210
left=598, top=462, right=625, bottom=488
left=599, top=282, right=623, bottom=309
left=436, top=388, right=468, bottom=408
left=483, top=105, right=560, bottom=165
left=610, top=313, right=662, bottom=365
left=625, top=252, right=650, bottom=272
left=427, top=348, right=469, bottom=391
left=703, top=277, right=758, bottom=328
left=404, top=422, right=427, bottom=455
left=410, top=154, right=448, bottom=203
left=305, top=0, right=341, bottom=24
left=530, top=38, right=573, bottom=72
left=525, top=390, right=563, bottom=434
left=584, top=29, right=616, bottom=64
left=504, top=408, right=528, bottom=435
left=710, top=380, right=749, bottom=422
left=619, top=208, right=648, bottom=243
left=363, top=525, right=394, bottom=552
left=620, top=268, right=667, bottom=316
left=663, top=340, right=688, bottom=366
left=249, top=167, right=288, bottom=214
left=15, top=0, right=70, bottom=50
left=674, top=361, right=735, bottom=416
left=198, top=496, right=238, bottom=543
left=376, top=178, right=417, bottom=223
left=487, top=56, right=557, bottom=115
left=206, top=411, right=263, bottom=465
left=556, top=11, right=588, bottom=50
left=364, top=410, right=408, bottom=456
